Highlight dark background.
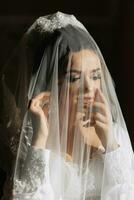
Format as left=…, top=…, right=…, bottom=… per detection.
left=0, top=0, right=134, bottom=197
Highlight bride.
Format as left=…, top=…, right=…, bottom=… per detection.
left=1, top=12, right=134, bottom=200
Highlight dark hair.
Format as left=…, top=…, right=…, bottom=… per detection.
left=27, top=25, right=97, bottom=74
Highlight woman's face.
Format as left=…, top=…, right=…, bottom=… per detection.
left=58, top=49, right=102, bottom=152
left=67, top=49, right=102, bottom=104
left=59, top=49, right=102, bottom=129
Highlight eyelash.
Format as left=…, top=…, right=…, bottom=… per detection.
left=69, top=74, right=101, bottom=82
left=92, top=74, right=101, bottom=80
left=69, top=76, right=80, bottom=82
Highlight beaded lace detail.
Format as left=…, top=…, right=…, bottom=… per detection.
left=28, top=11, right=87, bottom=34
left=12, top=144, right=134, bottom=200
left=13, top=148, right=46, bottom=195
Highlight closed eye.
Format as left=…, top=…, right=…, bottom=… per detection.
left=90, top=72, right=101, bottom=81
left=69, top=75, right=81, bottom=82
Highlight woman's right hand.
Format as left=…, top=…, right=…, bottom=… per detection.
left=29, top=92, right=50, bottom=148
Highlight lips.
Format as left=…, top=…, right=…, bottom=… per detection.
left=77, top=97, right=94, bottom=103
left=76, top=97, right=94, bottom=110
left=84, top=99, right=94, bottom=104
left=83, top=98, right=94, bottom=107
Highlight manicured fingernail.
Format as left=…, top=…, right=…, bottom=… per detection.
left=97, top=145, right=106, bottom=153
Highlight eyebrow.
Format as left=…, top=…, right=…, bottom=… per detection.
left=90, top=68, right=101, bottom=73
left=66, top=68, right=101, bottom=74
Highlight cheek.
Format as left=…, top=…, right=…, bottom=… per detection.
left=69, top=82, right=80, bottom=95
left=69, top=83, right=80, bottom=106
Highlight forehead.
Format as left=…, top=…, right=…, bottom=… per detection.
left=70, top=49, right=101, bottom=72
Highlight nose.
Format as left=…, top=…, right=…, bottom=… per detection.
left=84, top=75, right=94, bottom=98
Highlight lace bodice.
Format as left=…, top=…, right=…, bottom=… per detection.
left=0, top=122, right=133, bottom=200
left=10, top=124, right=134, bottom=200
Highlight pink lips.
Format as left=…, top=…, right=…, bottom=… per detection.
left=77, top=97, right=94, bottom=103
left=84, top=97, right=94, bottom=104
left=77, top=98, right=94, bottom=110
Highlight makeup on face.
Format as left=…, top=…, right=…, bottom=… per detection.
left=65, top=68, right=101, bottom=83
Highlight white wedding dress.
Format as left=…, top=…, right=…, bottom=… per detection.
left=12, top=123, right=134, bottom=200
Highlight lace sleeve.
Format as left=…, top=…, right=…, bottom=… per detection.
left=103, top=146, right=133, bottom=184
left=100, top=124, right=134, bottom=184
left=12, top=146, right=51, bottom=199
left=99, top=124, right=134, bottom=199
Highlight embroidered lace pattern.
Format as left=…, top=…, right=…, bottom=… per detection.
left=13, top=148, right=46, bottom=195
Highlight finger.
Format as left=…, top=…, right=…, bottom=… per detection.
left=29, top=98, right=36, bottom=110
left=30, top=98, right=39, bottom=109
left=92, top=102, right=108, bottom=116
left=29, top=100, right=39, bottom=113
left=95, top=88, right=107, bottom=104
left=32, top=94, right=50, bottom=108
left=28, top=98, right=37, bottom=110
left=29, top=97, right=43, bottom=113
left=76, top=112, right=85, bottom=120
left=95, top=120, right=106, bottom=129
left=94, top=112, right=107, bottom=124
left=31, top=99, right=40, bottom=111
left=35, top=99, right=42, bottom=108
left=81, top=119, right=90, bottom=126
left=33, top=92, right=50, bottom=101
left=34, top=98, right=49, bottom=116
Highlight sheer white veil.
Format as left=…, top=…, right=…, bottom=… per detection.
left=0, top=11, right=134, bottom=200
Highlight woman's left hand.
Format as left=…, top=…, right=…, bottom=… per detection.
left=76, top=88, right=112, bottom=149
left=92, top=88, right=111, bottom=148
